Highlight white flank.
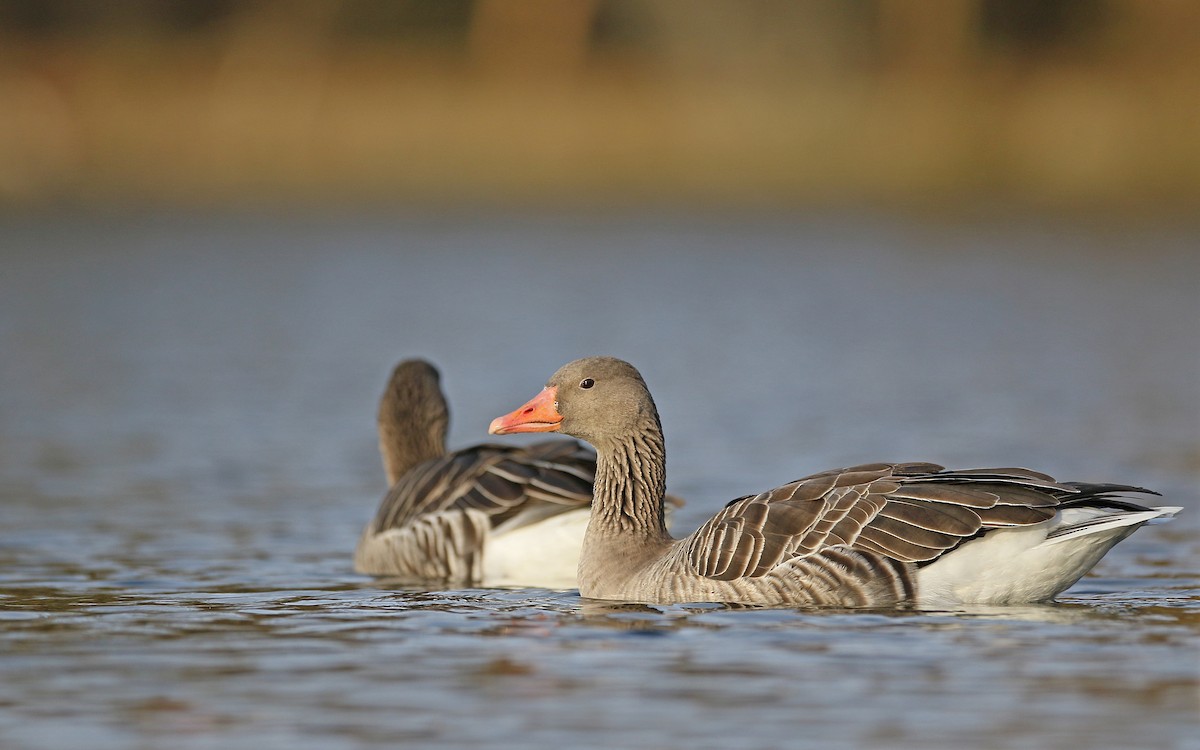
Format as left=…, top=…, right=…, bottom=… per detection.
left=917, top=505, right=1180, bottom=608
left=482, top=508, right=591, bottom=589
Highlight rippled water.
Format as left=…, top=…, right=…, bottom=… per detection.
left=1, top=212, right=1197, bottom=749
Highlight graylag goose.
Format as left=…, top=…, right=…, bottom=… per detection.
left=489, top=356, right=1179, bottom=607
left=354, top=359, right=595, bottom=587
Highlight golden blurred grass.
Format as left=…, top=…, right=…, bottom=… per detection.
left=1, top=0, right=1198, bottom=215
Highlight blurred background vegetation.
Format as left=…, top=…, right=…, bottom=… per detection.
left=1, top=0, right=1197, bottom=215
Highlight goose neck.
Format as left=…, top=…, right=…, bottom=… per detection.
left=379, top=418, right=446, bottom=485
left=591, top=418, right=669, bottom=538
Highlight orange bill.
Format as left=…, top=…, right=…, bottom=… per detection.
left=488, top=386, right=562, bottom=434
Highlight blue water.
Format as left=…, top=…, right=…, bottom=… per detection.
left=1, top=212, right=1197, bottom=749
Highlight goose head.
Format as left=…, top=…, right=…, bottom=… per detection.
left=489, top=357, right=658, bottom=447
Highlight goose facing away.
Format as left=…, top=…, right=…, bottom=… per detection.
left=355, top=359, right=596, bottom=588
left=488, top=356, right=1180, bottom=607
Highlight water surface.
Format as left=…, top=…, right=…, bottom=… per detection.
left=1, top=212, right=1197, bottom=749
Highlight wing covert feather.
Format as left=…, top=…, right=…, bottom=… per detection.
left=682, top=462, right=1080, bottom=580
left=371, top=440, right=594, bottom=534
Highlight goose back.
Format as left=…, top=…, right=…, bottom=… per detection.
left=355, top=440, right=595, bottom=582
left=606, top=462, right=1160, bottom=605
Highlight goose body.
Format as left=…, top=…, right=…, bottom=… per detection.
left=354, top=359, right=594, bottom=588
left=489, top=357, right=1179, bottom=607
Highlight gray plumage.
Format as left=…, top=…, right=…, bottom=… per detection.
left=491, top=357, right=1177, bottom=607
left=355, top=359, right=594, bottom=583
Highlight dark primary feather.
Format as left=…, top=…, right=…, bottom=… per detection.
left=684, top=462, right=1158, bottom=581
left=370, top=440, right=595, bottom=535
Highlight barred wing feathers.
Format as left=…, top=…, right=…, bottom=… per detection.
left=678, top=462, right=1126, bottom=583
left=370, top=440, right=594, bottom=534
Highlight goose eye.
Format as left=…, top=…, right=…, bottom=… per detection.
left=579, top=378, right=595, bottom=389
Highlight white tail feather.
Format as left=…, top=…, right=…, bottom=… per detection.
left=917, top=505, right=1179, bottom=607
left=1043, top=505, right=1181, bottom=545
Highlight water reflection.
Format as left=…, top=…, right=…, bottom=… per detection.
left=1, top=214, right=1197, bottom=750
